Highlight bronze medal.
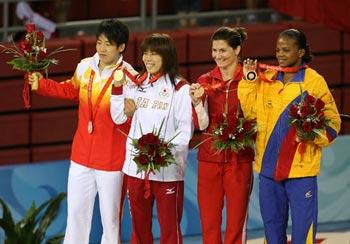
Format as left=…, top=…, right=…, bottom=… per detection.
left=87, top=121, right=94, bottom=134
left=246, top=71, right=257, bottom=81
left=193, top=86, right=204, bottom=98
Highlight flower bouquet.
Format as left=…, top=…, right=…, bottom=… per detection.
left=0, top=23, right=73, bottom=108
left=211, top=113, right=257, bottom=154
left=131, top=121, right=179, bottom=198
left=289, top=94, right=329, bottom=142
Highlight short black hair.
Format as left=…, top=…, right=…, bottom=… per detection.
left=96, top=19, right=129, bottom=53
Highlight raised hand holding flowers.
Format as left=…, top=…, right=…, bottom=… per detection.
left=0, top=23, right=74, bottom=108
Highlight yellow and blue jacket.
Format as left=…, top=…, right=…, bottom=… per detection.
left=238, top=67, right=341, bottom=179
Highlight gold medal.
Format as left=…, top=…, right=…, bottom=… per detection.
left=113, top=69, right=125, bottom=87
left=87, top=121, right=93, bottom=134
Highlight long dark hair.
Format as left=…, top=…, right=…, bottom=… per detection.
left=279, top=28, right=312, bottom=63
left=140, top=33, right=179, bottom=87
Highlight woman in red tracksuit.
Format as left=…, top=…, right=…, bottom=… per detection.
left=190, top=26, right=254, bottom=244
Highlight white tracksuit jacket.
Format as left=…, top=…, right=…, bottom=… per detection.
left=110, top=73, right=193, bottom=181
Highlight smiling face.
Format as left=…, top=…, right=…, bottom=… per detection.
left=142, top=50, right=163, bottom=75
left=212, top=39, right=240, bottom=70
left=96, top=33, right=125, bottom=69
left=276, top=37, right=305, bottom=68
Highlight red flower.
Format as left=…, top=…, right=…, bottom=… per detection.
left=289, top=104, right=299, bottom=118
left=18, top=40, right=32, bottom=53
left=147, top=144, right=157, bottom=156
left=219, top=127, right=230, bottom=141
left=36, top=31, right=44, bottom=41
left=302, top=121, right=313, bottom=132
left=26, top=23, right=36, bottom=33
left=138, top=133, right=161, bottom=148
left=243, top=121, right=253, bottom=132
left=37, top=50, right=47, bottom=60
left=305, top=94, right=316, bottom=104
left=154, top=154, right=165, bottom=165
left=300, top=105, right=312, bottom=117
left=137, top=154, right=149, bottom=165
left=314, top=98, right=325, bottom=111
left=236, top=132, right=245, bottom=141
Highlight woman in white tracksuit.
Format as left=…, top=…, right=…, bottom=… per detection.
left=110, top=33, right=193, bottom=244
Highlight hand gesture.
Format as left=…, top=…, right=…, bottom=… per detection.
left=243, top=58, right=257, bottom=81
left=124, top=98, right=136, bottom=117
left=28, top=72, right=43, bottom=91
left=189, top=83, right=204, bottom=106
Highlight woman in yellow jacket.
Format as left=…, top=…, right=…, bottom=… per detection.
left=238, top=28, right=341, bottom=244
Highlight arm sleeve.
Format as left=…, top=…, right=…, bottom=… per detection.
left=193, top=98, right=209, bottom=130
left=238, top=79, right=259, bottom=120
left=36, top=71, right=80, bottom=101
left=312, top=77, right=341, bottom=147
left=172, top=84, right=194, bottom=149
left=110, top=85, right=128, bottom=125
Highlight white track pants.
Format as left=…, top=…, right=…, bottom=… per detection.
left=63, top=162, right=124, bottom=244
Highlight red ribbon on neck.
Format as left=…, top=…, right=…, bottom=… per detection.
left=133, top=72, right=162, bottom=86
left=257, top=63, right=307, bottom=83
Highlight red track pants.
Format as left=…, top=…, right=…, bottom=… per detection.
left=127, top=176, right=184, bottom=244
left=197, top=161, right=253, bottom=244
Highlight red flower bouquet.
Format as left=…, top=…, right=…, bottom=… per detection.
left=211, top=113, right=257, bottom=153
left=289, top=94, right=329, bottom=141
left=131, top=121, right=179, bottom=198
left=132, top=132, right=177, bottom=174
left=0, top=23, right=74, bottom=108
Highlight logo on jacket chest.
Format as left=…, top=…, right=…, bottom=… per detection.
left=136, top=97, right=169, bottom=110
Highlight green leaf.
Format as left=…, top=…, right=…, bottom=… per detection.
left=35, top=193, right=66, bottom=242
left=46, top=234, right=65, bottom=244
left=0, top=199, right=17, bottom=242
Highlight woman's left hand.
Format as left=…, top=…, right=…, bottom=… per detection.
left=243, top=58, right=258, bottom=81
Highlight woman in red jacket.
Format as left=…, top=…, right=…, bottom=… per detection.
left=190, top=26, right=254, bottom=244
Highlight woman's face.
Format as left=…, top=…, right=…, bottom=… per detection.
left=142, top=50, right=163, bottom=74
left=212, top=40, right=240, bottom=70
left=96, top=33, right=124, bottom=67
left=276, top=37, right=305, bottom=68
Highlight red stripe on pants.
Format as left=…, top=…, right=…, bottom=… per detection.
left=127, top=176, right=184, bottom=244
left=197, top=161, right=253, bottom=244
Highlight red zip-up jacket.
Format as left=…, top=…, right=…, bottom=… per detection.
left=36, top=54, right=132, bottom=171
left=194, top=65, right=254, bottom=163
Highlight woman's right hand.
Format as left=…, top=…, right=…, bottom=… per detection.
left=189, top=83, right=204, bottom=106
left=28, top=72, right=43, bottom=91
left=124, top=98, right=136, bottom=117
left=243, top=58, right=258, bottom=81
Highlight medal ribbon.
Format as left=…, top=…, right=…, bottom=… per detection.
left=87, top=63, right=122, bottom=133
left=257, top=63, right=307, bottom=83
left=132, top=72, right=162, bottom=86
